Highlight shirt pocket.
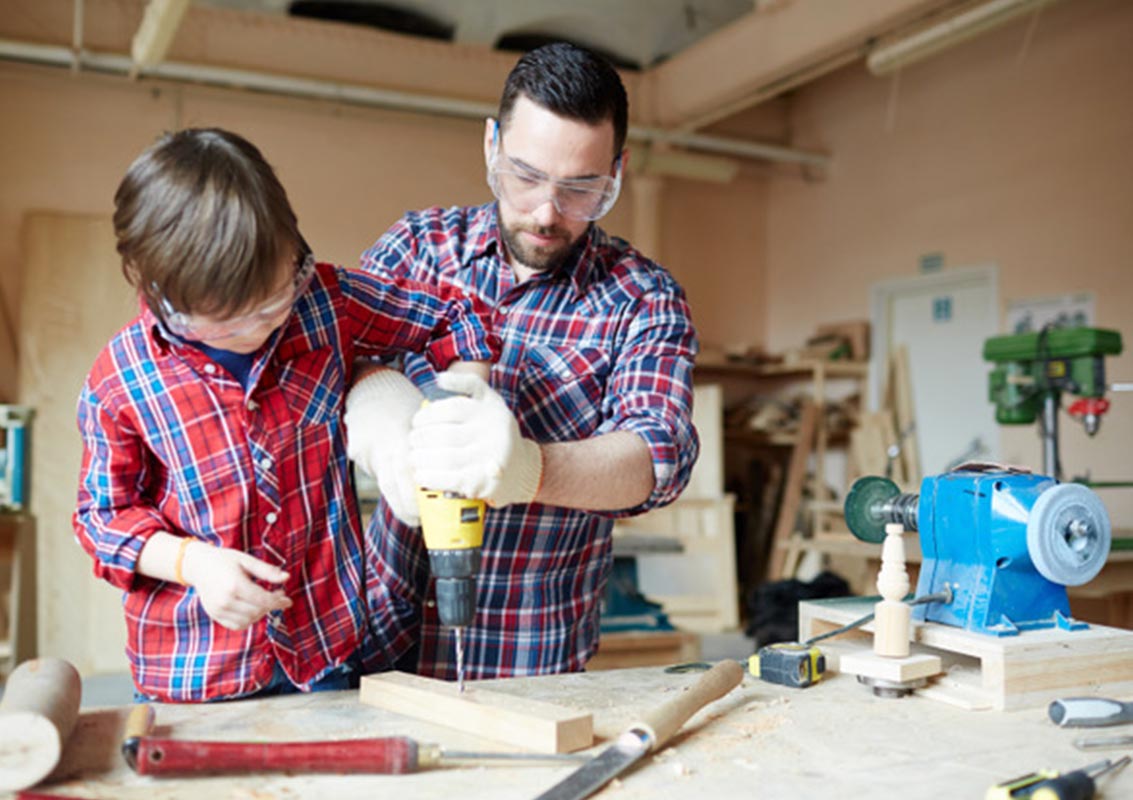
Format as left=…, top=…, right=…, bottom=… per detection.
left=277, top=346, right=343, bottom=428
left=517, top=345, right=611, bottom=442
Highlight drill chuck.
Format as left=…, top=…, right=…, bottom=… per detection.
left=428, top=548, right=481, bottom=629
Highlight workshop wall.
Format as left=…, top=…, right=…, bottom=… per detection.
left=0, top=0, right=769, bottom=405
left=765, top=0, right=1133, bottom=524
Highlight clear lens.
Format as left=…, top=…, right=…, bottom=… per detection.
left=158, top=253, right=315, bottom=342
left=488, top=147, right=622, bottom=222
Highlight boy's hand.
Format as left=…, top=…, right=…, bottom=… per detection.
left=409, top=370, right=543, bottom=507
left=182, top=543, right=292, bottom=631
left=345, top=366, right=424, bottom=526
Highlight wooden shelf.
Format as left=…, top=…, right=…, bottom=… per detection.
left=695, top=359, right=870, bottom=381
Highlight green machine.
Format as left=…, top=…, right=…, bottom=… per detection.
left=984, top=326, right=1124, bottom=480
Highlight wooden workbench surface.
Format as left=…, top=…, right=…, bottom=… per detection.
left=24, top=666, right=1133, bottom=800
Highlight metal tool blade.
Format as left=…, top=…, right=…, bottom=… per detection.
left=533, top=731, right=649, bottom=800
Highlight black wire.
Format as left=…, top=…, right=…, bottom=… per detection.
left=802, top=589, right=953, bottom=646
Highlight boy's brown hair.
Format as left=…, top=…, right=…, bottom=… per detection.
left=114, top=128, right=306, bottom=320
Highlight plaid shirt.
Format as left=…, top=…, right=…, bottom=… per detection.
left=360, top=203, right=699, bottom=679
left=74, top=263, right=497, bottom=702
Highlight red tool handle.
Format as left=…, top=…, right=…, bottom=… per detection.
left=133, top=735, right=419, bottom=775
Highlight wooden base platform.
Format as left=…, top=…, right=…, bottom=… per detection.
left=799, top=596, right=1133, bottom=710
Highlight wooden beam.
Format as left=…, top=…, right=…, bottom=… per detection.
left=358, top=672, right=592, bottom=754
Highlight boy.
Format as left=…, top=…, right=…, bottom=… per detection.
left=74, top=128, right=497, bottom=702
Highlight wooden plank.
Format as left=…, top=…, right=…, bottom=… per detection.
left=586, top=630, right=701, bottom=671
left=891, top=346, right=920, bottom=485
left=768, top=399, right=817, bottom=580
left=358, top=671, right=593, bottom=754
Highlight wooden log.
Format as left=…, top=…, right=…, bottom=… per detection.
left=358, top=671, right=592, bottom=754
left=0, top=657, right=82, bottom=792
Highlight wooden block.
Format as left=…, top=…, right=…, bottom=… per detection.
left=799, top=597, right=1133, bottom=710
left=358, top=671, right=592, bottom=754
left=586, top=630, right=701, bottom=671
left=839, top=651, right=942, bottom=683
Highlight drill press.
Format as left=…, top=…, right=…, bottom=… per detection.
left=984, top=326, right=1123, bottom=480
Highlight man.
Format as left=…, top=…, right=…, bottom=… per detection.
left=347, top=42, right=699, bottom=680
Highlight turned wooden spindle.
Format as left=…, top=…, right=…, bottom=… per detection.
left=873, top=522, right=911, bottom=658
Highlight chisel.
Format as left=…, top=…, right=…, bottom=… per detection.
left=121, top=705, right=584, bottom=776
left=1049, top=697, right=1133, bottom=728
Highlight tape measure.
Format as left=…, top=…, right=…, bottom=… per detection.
left=747, top=643, right=825, bottom=688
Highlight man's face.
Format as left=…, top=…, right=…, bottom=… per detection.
left=485, top=95, right=620, bottom=275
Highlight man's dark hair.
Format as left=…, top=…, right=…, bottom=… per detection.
left=498, top=42, right=628, bottom=156
left=114, top=127, right=305, bottom=319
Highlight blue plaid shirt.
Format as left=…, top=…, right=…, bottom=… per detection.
left=359, top=203, right=699, bottom=679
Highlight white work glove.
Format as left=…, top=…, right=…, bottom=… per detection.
left=344, top=367, right=423, bottom=526
left=409, top=371, right=543, bottom=507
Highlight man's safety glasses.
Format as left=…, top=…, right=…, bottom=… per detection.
left=487, top=136, right=623, bottom=222
left=156, top=253, right=316, bottom=342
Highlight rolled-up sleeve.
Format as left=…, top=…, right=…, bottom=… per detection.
left=602, top=285, right=699, bottom=516
left=73, top=381, right=167, bottom=591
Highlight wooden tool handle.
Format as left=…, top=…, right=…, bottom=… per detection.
left=133, top=736, right=420, bottom=775
left=633, top=660, right=744, bottom=751
left=0, top=658, right=82, bottom=792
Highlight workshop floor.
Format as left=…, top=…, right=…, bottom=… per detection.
left=3, top=631, right=754, bottom=707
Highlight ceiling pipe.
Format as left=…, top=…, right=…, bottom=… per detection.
left=867, top=0, right=1057, bottom=75
left=0, top=37, right=829, bottom=170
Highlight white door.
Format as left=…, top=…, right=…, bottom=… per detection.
left=871, top=266, right=1002, bottom=477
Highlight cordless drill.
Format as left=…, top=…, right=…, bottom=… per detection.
left=416, top=386, right=486, bottom=692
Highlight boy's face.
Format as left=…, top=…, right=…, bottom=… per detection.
left=166, top=253, right=313, bottom=354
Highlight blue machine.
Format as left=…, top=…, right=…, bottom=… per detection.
left=0, top=405, right=34, bottom=512
left=844, top=468, right=1112, bottom=637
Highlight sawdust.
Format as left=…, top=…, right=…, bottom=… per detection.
left=229, top=789, right=286, bottom=799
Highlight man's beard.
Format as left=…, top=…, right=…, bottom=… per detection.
left=500, top=217, right=588, bottom=274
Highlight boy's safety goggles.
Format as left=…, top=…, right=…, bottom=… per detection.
left=487, top=138, right=623, bottom=222
left=156, top=253, right=316, bottom=342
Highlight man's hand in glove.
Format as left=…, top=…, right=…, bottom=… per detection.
left=409, top=371, right=543, bottom=507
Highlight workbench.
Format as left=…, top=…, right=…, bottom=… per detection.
left=24, top=665, right=1133, bottom=800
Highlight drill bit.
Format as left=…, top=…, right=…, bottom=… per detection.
left=454, top=627, right=466, bottom=693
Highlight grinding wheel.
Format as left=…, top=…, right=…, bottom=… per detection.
left=1027, top=483, right=1112, bottom=586
left=843, top=476, right=902, bottom=544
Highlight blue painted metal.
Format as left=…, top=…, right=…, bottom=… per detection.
left=600, top=556, right=675, bottom=633
left=1, top=405, right=34, bottom=512
left=913, top=470, right=1086, bottom=636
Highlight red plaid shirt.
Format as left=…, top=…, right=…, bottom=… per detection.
left=74, top=262, right=497, bottom=702
left=360, top=203, right=699, bottom=679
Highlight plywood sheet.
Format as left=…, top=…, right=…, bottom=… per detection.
left=19, top=212, right=135, bottom=672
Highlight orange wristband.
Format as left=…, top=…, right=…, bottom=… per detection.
left=173, top=537, right=194, bottom=586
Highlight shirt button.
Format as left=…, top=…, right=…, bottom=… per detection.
left=260, top=457, right=272, bottom=470
left=426, top=600, right=436, bottom=608
left=203, top=363, right=217, bottom=374
left=265, top=512, right=279, bottom=524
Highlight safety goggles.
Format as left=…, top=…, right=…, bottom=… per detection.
left=156, top=253, right=316, bottom=342
left=487, top=137, right=623, bottom=222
